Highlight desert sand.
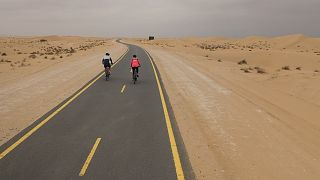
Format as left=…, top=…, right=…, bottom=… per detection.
left=0, top=36, right=127, bottom=145
left=127, top=34, right=320, bottom=179
left=2, top=34, right=320, bottom=179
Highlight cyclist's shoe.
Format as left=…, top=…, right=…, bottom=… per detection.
left=137, top=74, right=139, bottom=77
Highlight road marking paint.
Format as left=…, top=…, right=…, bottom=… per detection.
left=79, top=138, right=101, bottom=176
left=120, top=84, right=126, bottom=93
left=0, top=49, right=128, bottom=160
left=144, top=49, right=185, bottom=180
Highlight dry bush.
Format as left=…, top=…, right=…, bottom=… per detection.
left=256, top=67, right=266, bottom=74
left=217, top=59, right=222, bottom=62
left=296, top=67, right=302, bottom=70
left=238, top=59, right=247, bottom=65
left=70, top=47, right=76, bottom=53
left=29, top=54, right=37, bottom=59
left=60, top=56, right=63, bottom=58
left=50, top=57, right=56, bottom=60
left=282, top=66, right=290, bottom=70
left=44, top=56, right=48, bottom=59
left=17, top=52, right=22, bottom=55
left=40, top=39, right=47, bottom=42
left=240, top=68, right=251, bottom=73
left=315, top=70, right=319, bottom=73
left=1, top=53, right=7, bottom=56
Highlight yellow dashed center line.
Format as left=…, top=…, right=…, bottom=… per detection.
left=120, top=84, right=126, bottom=93
left=79, top=138, right=102, bottom=176
left=0, top=49, right=128, bottom=160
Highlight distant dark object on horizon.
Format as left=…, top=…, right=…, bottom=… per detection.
left=149, top=36, right=155, bottom=40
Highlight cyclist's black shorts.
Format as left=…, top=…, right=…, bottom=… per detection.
left=104, top=64, right=111, bottom=68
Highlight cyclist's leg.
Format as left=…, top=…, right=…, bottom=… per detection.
left=136, top=67, right=139, bottom=77
left=108, top=65, right=111, bottom=74
left=105, top=66, right=110, bottom=75
left=132, top=67, right=137, bottom=78
left=132, top=67, right=135, bottom=78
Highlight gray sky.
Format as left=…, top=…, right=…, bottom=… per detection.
left=0, top=0, right=319, bottom=37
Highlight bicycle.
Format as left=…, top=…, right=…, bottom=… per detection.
left=132, top=69, right=138, bottom=84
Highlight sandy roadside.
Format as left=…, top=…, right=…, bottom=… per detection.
left=0, top=37, right=127, bottom=146
left=127, top=36, right=320, bottom=180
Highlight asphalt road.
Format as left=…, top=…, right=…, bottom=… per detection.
left=0, top=43, right=189, bottom=180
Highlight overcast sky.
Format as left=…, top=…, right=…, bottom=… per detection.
left=0, top=0, right=319, bottom=37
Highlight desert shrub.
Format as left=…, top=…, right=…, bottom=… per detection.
left=40, top=39, right=47, bottom=42
left=70, top=47, right=76, bottom=53
left=60, top=56, right=63, bottom=58
left=282, top=66, right=290, bottom=70
left=17, top=52, right=22, bottom=54
left=217, top=59, right=222, bottom=62
left=256, top=67, right=266, bottom=74
left=240, top=68, right=250, bottom=73
left=29, top=54, right=37, bottom=59
left=1, top=53, right=7, bottom=56
left=315, top=70, right=319, bottom=73
left=50, top=57, right=55, bottom=60
left=44, top=56, right=48, bottom=59
left=296, top=67, right=302, bottom=70
left=238, top=59, right=247, bottom=65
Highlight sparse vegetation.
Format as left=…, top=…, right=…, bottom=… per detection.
left=217, top=59, right=222, bottom=62
left=29, top=54, right=37, bottom=59
left=255, top=67, right=266, bottom=74
left=238, top=59, right=247, bottom=65
left=240, top=68, right=251, bottom=73
left=50, top=57, right=56, bottom=60
left=40, top=39, right=47, bottom=42
left=296, top=67, right=302, bottom=70
left=1, top=53, right=7, bottom=56
left=315, top=70, right=319, bottom=73
left=282, top=66, right=290, bottom=70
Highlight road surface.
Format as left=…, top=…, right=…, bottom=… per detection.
left=0, top=42, right=190, bottom=180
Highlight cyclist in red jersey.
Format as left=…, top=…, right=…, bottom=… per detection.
left=130, top=55, right=141, bottom=78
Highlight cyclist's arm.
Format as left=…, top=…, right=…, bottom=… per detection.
left=110, top=57, right=113, bottom=64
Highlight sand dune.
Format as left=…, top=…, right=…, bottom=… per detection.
left=128, top=34, right=320, bottom=179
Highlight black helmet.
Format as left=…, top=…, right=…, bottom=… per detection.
left=106, top=53, right=110, bottom=55
left=133, top=55, right=137, bottom=58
